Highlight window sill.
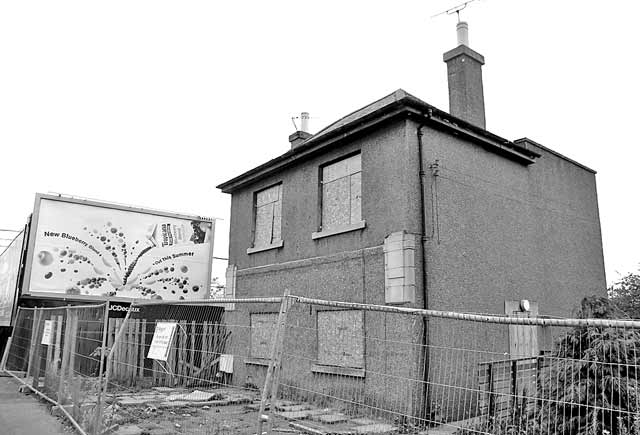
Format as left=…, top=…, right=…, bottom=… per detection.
left=244, top=357, right=270, bottom=366
left=246, top=240, right=284, bottom=254
left=311, top=221, right=366, bottom=240
left=311, top=364, right=365, bottom=378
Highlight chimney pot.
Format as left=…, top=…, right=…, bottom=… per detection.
left=300, top=112, right=310, bottom=133
left=456, top=21, right=469, bottom=46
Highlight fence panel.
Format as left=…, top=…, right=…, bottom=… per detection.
left=99, top=298, right=283, bottom=435
left=269, top=296, right=640, bottom=435
left=2, top=304, right=108, bottom=435
left=3, top=295, right=640, bottom=435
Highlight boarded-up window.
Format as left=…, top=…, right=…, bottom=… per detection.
left=321, top=154, right=361, bottom=231
left=253, top=184, right=282, bottom=248
left=317, top=310, right=364, bottom=368
left=250, top=313, right=277, bottom=359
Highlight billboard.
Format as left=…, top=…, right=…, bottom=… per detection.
left=23, top=194, right=214, bottom=301
left=0, top=231, right=25, bottom=326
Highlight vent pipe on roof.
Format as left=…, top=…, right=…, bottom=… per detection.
left=443, top=21, right=486, bottom=129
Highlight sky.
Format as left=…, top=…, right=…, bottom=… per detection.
left=1, top=0, right=639, bottom=287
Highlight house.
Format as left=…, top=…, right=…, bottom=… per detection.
left=216, top=22, right=606, bottom=420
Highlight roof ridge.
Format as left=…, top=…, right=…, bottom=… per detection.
left=308, top=89, right=410, bottom=141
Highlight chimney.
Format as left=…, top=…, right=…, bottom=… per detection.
left=443, top=21, right=486, bottom=129
left=289, top=112, right=312, bottom=149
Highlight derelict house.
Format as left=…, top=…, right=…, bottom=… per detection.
left=216, top=23, right=606, bottom=419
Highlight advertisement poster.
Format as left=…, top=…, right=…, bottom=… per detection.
left=27, top=197, right=214, bottom=301
left=0, top=231, right=24, bottom=326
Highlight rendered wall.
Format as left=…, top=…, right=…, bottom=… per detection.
left=224, top=120, right=426, bottom=413
left=410, top=120, right=606, bottom=420
left=223, top=117, right=606, bottom=421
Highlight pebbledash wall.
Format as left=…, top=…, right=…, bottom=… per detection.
left=415, top=122, right=606, bottom=417
left=222, top=119, right=426, bottom=415
left=218, top=108, right=606, bottom=418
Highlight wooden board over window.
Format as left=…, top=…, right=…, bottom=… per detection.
left=250, top=313, right=277, bottom=359
left=321, top=154, right=362, bottom=231
left=317, top=310, right=364, bottom=368
left=253, top=184, right=282, bottom=248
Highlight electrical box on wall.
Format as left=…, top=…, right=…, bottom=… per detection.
left=383, top=231, right=416, bottom=304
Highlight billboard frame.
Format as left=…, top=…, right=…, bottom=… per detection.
left=22, top=193, right=216, bottom=302
left=0, top=228, right=28, bottom=327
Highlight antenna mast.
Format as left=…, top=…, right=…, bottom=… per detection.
left=431, top=0, right=478, bottom=22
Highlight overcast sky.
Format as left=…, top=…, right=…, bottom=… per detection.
left=1, top=0, right=638, bottom=287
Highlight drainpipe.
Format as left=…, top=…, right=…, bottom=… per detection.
left=416, top=114, right=431, bottom=420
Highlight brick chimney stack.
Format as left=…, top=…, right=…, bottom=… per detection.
left=289, top=112, right=312, bottom=149
left=443, top=21, right=486, bottom=129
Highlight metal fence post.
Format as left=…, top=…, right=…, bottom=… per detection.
left=26, top=307, right=40, bottom=380
left=0, top=307, right=20, bottom=372
left=100, top=302, right=134, bottom=416
left=257, top=290, right=294, bottom=435
left=58, top=307, right=72, bottom=404
left=92, top=302, right=110, bottom=435
left=31, top=308, right=45, bottom=389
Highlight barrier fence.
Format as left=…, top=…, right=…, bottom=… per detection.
left=3, top=304, right=108, bottom=434
left=1, top=293, right=639, bottom=435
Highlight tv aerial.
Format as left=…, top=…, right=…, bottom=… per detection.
left=431, top=0, right=479, bottom=22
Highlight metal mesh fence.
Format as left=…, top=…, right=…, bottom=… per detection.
left=2, top=294, right=640, bottom=435
left=2, top=304, right=108, bottom=434
left=99, top=297, right=283, bottom=435
left=267, top=297, right=640, bottom=435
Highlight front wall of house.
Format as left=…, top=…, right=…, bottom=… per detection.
left=225, top=119, right=426, bottom=413
left=228, top=119, right=422, bottom=272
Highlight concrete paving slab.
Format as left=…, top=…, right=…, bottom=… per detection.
left=118, top=396, right=151, bottom=405
left=113, top=424, right=144, bottom=435
left=350, top=417, right=377, bottom=425
left=279, top=404, right=310, bottom=412
left=273, top=400, right=297, bottom=410
left=277, top=408, right=328, bottom=420
left=354, top=423, right=397, bottom=433
left=314, top=413, right=349, bottom=424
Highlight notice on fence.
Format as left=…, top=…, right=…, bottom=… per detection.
left=41, top=320, right=53, bottom=345
left=147, top=322, right=177, bottom=361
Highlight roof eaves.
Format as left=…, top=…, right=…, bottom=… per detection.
left=217, top=89, right=543, bottom=192
left=216, top=102, right=410, bottom=193
left=514, top=137, right=596, bottom=174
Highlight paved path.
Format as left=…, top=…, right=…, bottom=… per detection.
left=0, top=375, right=68, bottom=434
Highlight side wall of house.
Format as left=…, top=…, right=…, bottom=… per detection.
left=224, top=119, right=427, bottom=413
left=409, top=120, right=606, bottom=420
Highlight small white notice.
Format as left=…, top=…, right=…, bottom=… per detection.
left=41, top=320, right=54, bottom=345
left=147, top=322, right=177, bottom=361
left=219, top=354, right=234, bottom=373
